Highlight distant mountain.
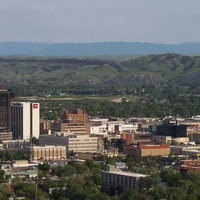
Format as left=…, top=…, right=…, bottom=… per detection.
left=0, top=42, right=200, bottom=56
left=0, top=54, right=200, bottom=87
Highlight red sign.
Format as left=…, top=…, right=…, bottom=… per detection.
left=33, top=104, right=38, bottom=109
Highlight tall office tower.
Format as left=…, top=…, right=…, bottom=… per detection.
left=11, top=102, right=40, bottom=140
left=0, top=85, right=14, bottom=129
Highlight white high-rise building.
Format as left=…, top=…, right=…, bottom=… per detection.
left=11, top=102, right=40, bottom=140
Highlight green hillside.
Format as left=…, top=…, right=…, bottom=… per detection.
left=0, top=54, right=200, bottom=88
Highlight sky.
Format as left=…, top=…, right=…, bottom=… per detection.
left=0, top=0, right=200, bottom=44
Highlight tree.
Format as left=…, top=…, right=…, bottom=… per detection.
left=120, top=189, right=136, bottom=200
left=166, top=187, right=186, bottom=200
left=138, top=174, right=161, bottom=192
left=170, top=140, right=178, bottom=146
left=0, top=170, right=5, bottom=183
left=160, top=168, right=182, bottom=187
left=0, top=185, right=12, bottom=200
left=185, top=194, right=198, bottom=200
left=38, top=163, right=51, bottom=172
left=185, top=170, right=200, bottom=185
left=32, top=137, right=39, bottom=145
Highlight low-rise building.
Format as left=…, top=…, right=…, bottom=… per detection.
left=3, top=139, right=30, bottom=149
left=125, top=144, right=170, bottom=158
left=122, top=133, right=135, bottom=145
left=103, top=120, right=125, bottom=133
left=153, top=135, right=189, bottom=144
left=11, top=160, right=29, bottom=167
left=90, top=124, right=108, bottom=135
left=1, top=163, right=38, bottom=179
left=0, top=128, right=12, bottom=142
left=40, top=121, right=51, bottom=135
left=170, top=145, right=200, bottom=156
left=31, top=145, right=66, bottom=161
left=62, top=109, right=88, bottom=123
left=181, top=159, right=200, bottom=166
left=51, top=121, right=88, bottom=135
left=101, top=165, right=146, bottom=192
left=39, top=133, right=101, bottom=153
left=115, top=124, right=137, bottom=134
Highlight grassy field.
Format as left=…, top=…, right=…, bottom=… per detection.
left=16, top=94, right=141, bottom=103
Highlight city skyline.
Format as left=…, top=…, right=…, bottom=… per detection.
left=1, top=0, right=200, bottom=44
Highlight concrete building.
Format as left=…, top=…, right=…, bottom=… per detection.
left=51, top=121, right=88, bottom=135
left=125, top=144, right=170, bottom=158
left=31, top=145, right=66, bottom=161
left=153, top=135, right=189, bottom=144
left=3, top=139, right=30, bottom=149
left=101, top=165, right=146, bottom=192
left=11, top=160, right=30, bottom=167
left=106, top=120, right=125, bottom=133
left=170, top=145, right=200, bottom=158
left=0, top=128, right=12, bottom=142
left=89, top=118, right=135, bottom=134
left=115, top=124, right=137, bottom=134
left=11, top=102, right=40, bottom=139
left=90, top=124, right=108, bottom=135
left=0, top=85, right=14, bottom=129
left=39, top=132, right=100, bottom=153
left=89, top=118, right=126, bottom=133
left=137, top=123, right=150, bottom=132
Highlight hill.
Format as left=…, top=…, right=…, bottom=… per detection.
left=0, top=54, right=200, bottom=88
left=0, top=42, right=200, bottom=56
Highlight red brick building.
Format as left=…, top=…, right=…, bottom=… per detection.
left=122, top=133, right=135, bottom=145
left=62, top=109, right=87, bottom=123
left=125, top=144, right=170, bottom=158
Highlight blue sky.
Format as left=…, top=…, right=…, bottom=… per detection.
left=0, top=0, right=200, bottom=43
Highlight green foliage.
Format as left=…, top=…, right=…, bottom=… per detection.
left=0, top=150, right=29, bottom=162
left=13, top=182, right=36, bottom=199
left=160, top=168, right=182, bottom=187
left=185, top=194, right=198, bottom=200
left=119, top=189, right=136, bottom=200
left=0, top=170, right=5, bottom=182
left=8, top=158, right=200, bottom=200
left=138, top=174, right=161, bottom=192
left=38, top=163, right=51, bottom=172
left=0, top=185, right=12, bottom=200
left=166, top=187, right=187, bottom=200
left=32, top=137, right=39, bottom=145
left=13, top=182, right=50, bottom=200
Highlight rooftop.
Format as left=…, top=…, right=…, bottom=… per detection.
left=126, top=144, right=169, bottom=150
left=103, top=170, right=146, bottom=178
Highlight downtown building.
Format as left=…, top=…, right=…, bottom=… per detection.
left=11, top=102, right=40, bottom=140
left=39, top=132, right=101, bottom=153
left=0, top=85, right=14, bottom=129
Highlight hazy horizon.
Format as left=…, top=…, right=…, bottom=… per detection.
left=1, top=0, right=200, bottom=44
left=0, top=41, right=199, bottom=45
